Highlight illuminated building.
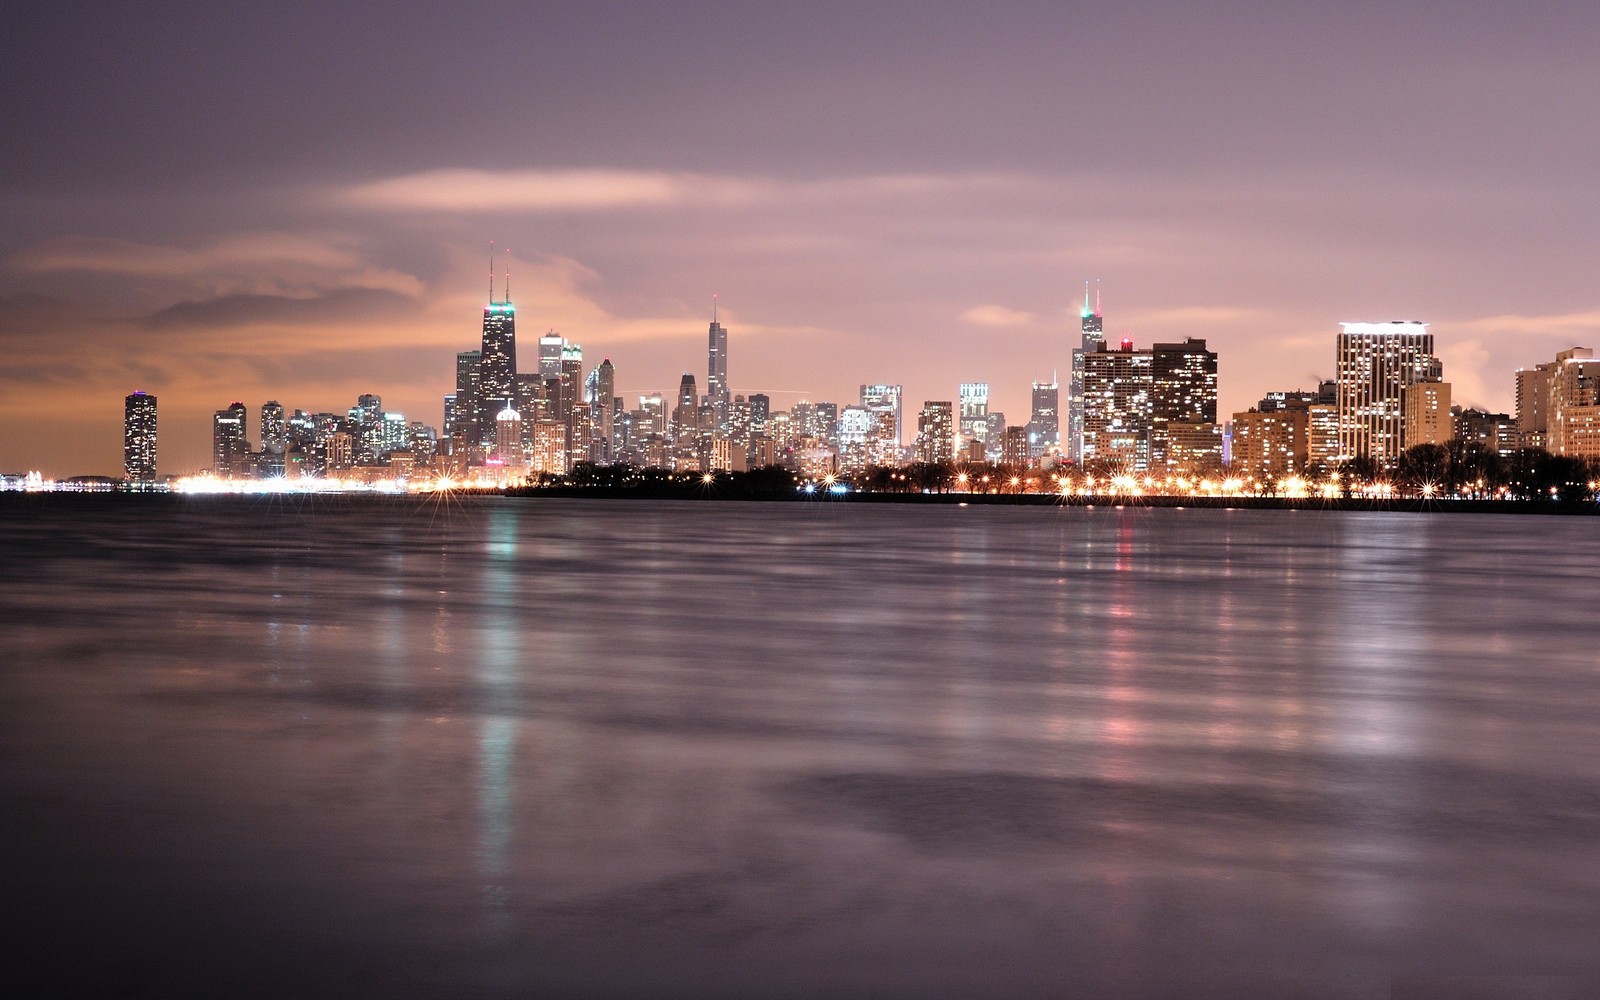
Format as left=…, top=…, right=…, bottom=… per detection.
left=325, top=431, right=353, bottom=470
left=1028, top=380, right=1059, bottom=457
left=916, top=401, right=955, bottom=464
left=1080, top=337, right=1152, bottom=471
left=260, top=400, right=286, bottom=456
left=1308, top=404, right=1339, bottom=472
left=1000, top=425, right=1029, bottom=467
left=1335, top=321, right=1439, bottom=466
left=1546, top=347, right=1600, bottom=459
left=1402, top=381, right=1453, bottom=448
left=860, top=384, right=903, bottom=445
left=560, top=344, right=585, bottom=468
left=673, top=374, right=699, bottom=443
left=958, top=383, right=989, bottom=448
left=494, top=406, right=523, bottom=467
left=1150, top=339, right=1218, bottom=472
left=531, top=418, right=566, bottom=473
left=478, top=297, right=517, bottom=448
left=1455, top=408, right=1518, bottom=454
left=453, top=350, right=481, bottom=446
left=1231, top=409, right=1307, bottom=480
left=212, top=402, right=249, bottom=477
left=123, top=391, right=157, bottom=483
left=350, top=393, right=383, bottom=464
left=539, top=331, right=564, bottom=382
left=1068, top=281, right=1104, bottom=461
left=1164, top=421, right=1223, bottom=477
left=707, top=301, right=729, bottom=429
left=589, top=358, right=617, bottom=462
left=1515, top=362, right=1555, bottom=451
left=747, top=393, right=770, bottom=437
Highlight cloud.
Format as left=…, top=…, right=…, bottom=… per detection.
left=339, top=168, right=1015, bottom=214
left=141, top=287, right=418, bottom=331
left=960, top=304, right=1035, bottom=327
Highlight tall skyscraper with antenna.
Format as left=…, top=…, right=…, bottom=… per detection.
left=478, top=247, right=517, bottom=448
left=124, top=391, right=157, bottom=483
left=1068, top=280, right=1105, bottom=462
left=707, top=296, right=729, bottom=430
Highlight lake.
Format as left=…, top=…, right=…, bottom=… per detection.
left=2, top=496, right=1597, bottom=998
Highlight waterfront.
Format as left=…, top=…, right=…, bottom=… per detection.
left=2, top=497, right=1598, bottom=998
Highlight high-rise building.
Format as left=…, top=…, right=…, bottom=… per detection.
left=1230, top=409, right=1308, bottom=481
left=1335, top=321, right=1438, bottom=467
left=454, top=350, right=481, bottom=445
left=1068, top=281, right=1105, bottom=462
left=213, top=402, right=249, bottom=477
left=124, top=391, right=157, bottom=483
left=590, top=358, right=617, bottom=462
left=1081, top=338, right=1153, bottom=471
left=494, top=406, right=523, bottom=467
left=561, top=344, right=585, bottom=468
left=1000, top=426, right=1029, bottom=468
left=1027, top=380, right=1059, bottom=457
left=260, top=400, right=286, bottom=456
left=1455, top=408, right=1518, bottom=454
left=674, top=374, right=699, bottom=444
left=707, top=300, right=729, bottom=429
left=478, top=285, right=517, bottom=447
left=539, top=331, right=564, bottom=382
left=1150, top=339, right=1218, bottom=472
left=958, top=383, right=989, bottom=446
left=1545, top=347, right=1600, bottom=460
left=1402, top=381, right=1453, bottom=449
left=916, top=401, right=955, bottom=465
left=860, top=384, right=903, bottom=445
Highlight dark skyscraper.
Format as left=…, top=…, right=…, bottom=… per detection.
left=454, top=349, right=481, bottom=446
left=707, top=297, right=729, bottom=428
left=478, top=257, right=516, bottom=447
left=124, top=391, right=157, bottom=483
left=1150, top=338, right=1218, bottom=471
left=674, top=373, right=699, bottom=443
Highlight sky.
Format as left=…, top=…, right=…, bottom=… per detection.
left=5, top=0, right=1600, bottom=476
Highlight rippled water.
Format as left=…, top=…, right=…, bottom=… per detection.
left=2, top=496, right=1598, bottom=998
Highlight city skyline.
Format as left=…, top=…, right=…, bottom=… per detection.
left=8, top=3, right=1600, bottom=475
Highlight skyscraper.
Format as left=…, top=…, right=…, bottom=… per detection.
left=454, top=349, right=481, bottom=447
left=1081, top=338, right=1152, bottom=471
left=1150, top=338, right=1218, bottom=472
left=1068, top=281, right=1105, bottom=462
left=1335, top=321, right=1438, bottom=466
left=478, top=259, right=517, bottom=447
left=1027, top=380, right=1059, bottom=457
left=860, top=384, right=903, bottom=445
left=124, top=391, right=157, bottom=483
left=916, top=401, right=956, bottom=464
left=707, top=298, right=729, bottom=429
left=260, top=400, right=286, bottom=456
left=213, top=402, right=249, bottom=477
left=674, top=373, right=699, bottom=443
left=958, top=383, right=989, bottom=447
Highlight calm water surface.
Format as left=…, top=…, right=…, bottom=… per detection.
left=2, top=496, right=1598, bottom=999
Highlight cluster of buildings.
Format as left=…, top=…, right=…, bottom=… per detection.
left=111, top=273, right=1600, bottom=491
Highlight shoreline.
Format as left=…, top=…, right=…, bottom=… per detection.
left=4, top=488, right=1595, bottom=516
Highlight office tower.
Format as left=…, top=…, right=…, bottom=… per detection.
left=260, top=401, right=286, bottom=456
left=916, top=401, right=956, bottom=464
left=350, top=394, right=384, bottom=464
left=747, top=393, right=771, bottom=436
left=1081, top=337, right=1154, bottom=471
left=479, top=274, right=517, bottom=445
left=539, top=331, right=564, bottom=381
left=590, top=358, right=617, bottom=461
left=1231, top=409, right=1308, bottom=480
left=1000, top=426, right=1029, bottom=468
left=837, top=405, right=873, bottom=474
left=452, top=350, right=481, bottom=447
left=958, top=383, right=989, bottom=446
left=673, top=374, right=699, bottom=442
left=860, top=384, right=903, bottom=445
left=378, top=412, right=409, bottom=457
left=1028, top=380, right=1059, bottom=457
left=123, top=391, right=157, bottom=483
left=213, top=402, right=249, bottom=477
left=1402, top=381, right=1453, bottom=449
left=494, top=406, right=523, bottom=467
left=1545, top=347, right=1600, bottom=459
left=1335, top=321, right=1438, bottom=467
left=1068, top=281, right=1105, bottom=462
left=707, top=300, right=729, bottom=429
left=1150, top=338, right=1218, bottom=473
left=559, top=344, right=584, bottom=467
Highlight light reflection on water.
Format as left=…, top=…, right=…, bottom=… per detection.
left=2, top=496, right=1599, bottom=999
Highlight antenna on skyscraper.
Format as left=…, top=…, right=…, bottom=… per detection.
left=489, top=241, right=496, bottom=304
left=1095, top=278, right=1102, bottom=317
left=505, top=248, right=511, bottom=303
left=712, top=293, right=718, bottom=323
